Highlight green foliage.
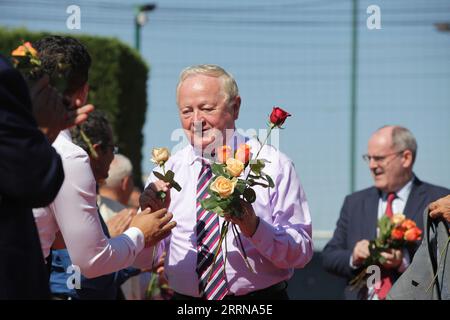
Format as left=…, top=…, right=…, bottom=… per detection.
left=0, top=27, right=149, bottom=187
left=153, top=170, right=182, bottom=192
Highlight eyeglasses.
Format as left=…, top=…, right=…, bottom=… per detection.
left=362, top=150, right=404, bottom=164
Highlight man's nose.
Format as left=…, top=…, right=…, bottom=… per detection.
left=369, top=158, right=378, bottom=170
left=192, top=110, right=205, bottom=125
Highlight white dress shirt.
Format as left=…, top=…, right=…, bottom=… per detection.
left=33, top=130, right=153, bottom=278
left=147, top=133, right=314, bottom=297
left=377, top=178, right=413, bottom=221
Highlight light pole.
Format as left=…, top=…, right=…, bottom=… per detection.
left=134, top=3, right=157, bottom=51
left=349, top=0, right=359, bottom=193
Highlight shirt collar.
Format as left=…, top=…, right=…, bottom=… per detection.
left=59, top=129, right=72, bottom=142
left=381, top=176, right=414, bottom=202
left=395, top=177, right=414, bottom=202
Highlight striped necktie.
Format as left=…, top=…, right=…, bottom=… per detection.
left=196, top=160, right=229, bottom=300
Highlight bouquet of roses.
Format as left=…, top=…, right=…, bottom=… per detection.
left=200, top=107, right=291, bottom=278
left=10, top=41, right=96, bottom=156
left=349, top=213, right=422, bottom=289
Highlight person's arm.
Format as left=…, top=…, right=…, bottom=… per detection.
left=246, top=159, right=314, bottom=269
left=322, top=196, right=361, bottom=279
left=0, top=64, right=64, bottom=208
left=52, top=150, right=145, bottom=278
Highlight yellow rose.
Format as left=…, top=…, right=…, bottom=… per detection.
left=210, top=176, right=237, bottom=199
left=226, top=158, right=244, bottom=177
left=392, top=213, right=406, bottom=225
left=151, top=147, right=170, bottom=165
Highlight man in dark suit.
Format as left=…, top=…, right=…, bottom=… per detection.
left=323, top=125, right=449, bottom=300
left=0, top=53, right=93, bottom=299
left=0, top=55, right=65, bottom=299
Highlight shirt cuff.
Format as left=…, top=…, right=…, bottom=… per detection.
left=123, top=227, right=145, bottom=256
left=248, top=218, right=274, bottom=251
left=349, top=255, right=359, bottom=270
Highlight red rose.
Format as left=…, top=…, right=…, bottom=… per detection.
left=404, top=227, right=422, bottom=242
left=269, top=107, right=291, bottom=127
left=391, top=228, right=405, bottom=240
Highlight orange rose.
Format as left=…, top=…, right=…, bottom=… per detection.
left=235, top=143, right=251, bottom=164
left=11, top=42, right=38, bottom=57
left=401, top=219, right=416, bottom=230
left=216, top=145, right=232, bottom=164
left=391, top=228, right=405, bottom=240
left=404, top=227, right=422, bottom=242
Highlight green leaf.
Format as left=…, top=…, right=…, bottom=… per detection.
left=249, top=159, right=265, bottom=175
left=211, top=163, right=226, bottom=176
left=201, top=198, right=219, bottom=210
left=235, top=180, right=246, bottom=194
left=171, top=180, right=182, bottom=192
left=265, top=174, right=275, bottom=188
left=153, top=171, right=168, bottom=182
left=212, top=206, right=225, bottom=216
left=153, top=171, right=182, bottom=192
left=248, top=180, right=269, bottom=188
left=243, top=188, right=256, bottom=203
left=165, top=170, right=175, bottom=182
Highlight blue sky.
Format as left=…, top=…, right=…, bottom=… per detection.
left=1, top=0, right=449, bottom=246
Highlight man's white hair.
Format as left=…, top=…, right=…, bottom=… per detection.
left=104, top=154, right=133, bottom=189
left=176, top=64, right=239, bottom=105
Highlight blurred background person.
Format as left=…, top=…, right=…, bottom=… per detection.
left=128, top=187, right=143, bottom=211
left=323, top=125, right=449, bottom=300
left=98, top=154, right=152, bottom=300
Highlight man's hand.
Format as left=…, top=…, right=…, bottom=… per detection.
left=129, top=208, right=176, bottom=247
left=380, top=248, right=403, bottom=270
left=30, top=76, right=94, bottom=142
left=352, top=240, right=370, bottom=267
left=224, top=200, right=259, bottom=238
left=139, top=180, right=171, bottom=211
left=429, top=194, right=450, bottom=223
left=106, top=208, right=136, bottom=238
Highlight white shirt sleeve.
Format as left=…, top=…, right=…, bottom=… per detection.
left=52, top=150, right=144, bottom=278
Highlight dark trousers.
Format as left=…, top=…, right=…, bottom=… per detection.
left=172, top=281, right=289, bottom=300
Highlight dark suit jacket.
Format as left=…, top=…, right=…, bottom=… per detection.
left=322, top=176, right=449, bottom=299
left=0, top=55, right=65, bottom=299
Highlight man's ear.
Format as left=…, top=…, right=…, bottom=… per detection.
left=121, top=175, right=130, bottom=192
left=70, top=83, right=89, bottom=106
left=232, top=96, right=241, bottom=120
left=402, top=149, right=413, bottom=168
